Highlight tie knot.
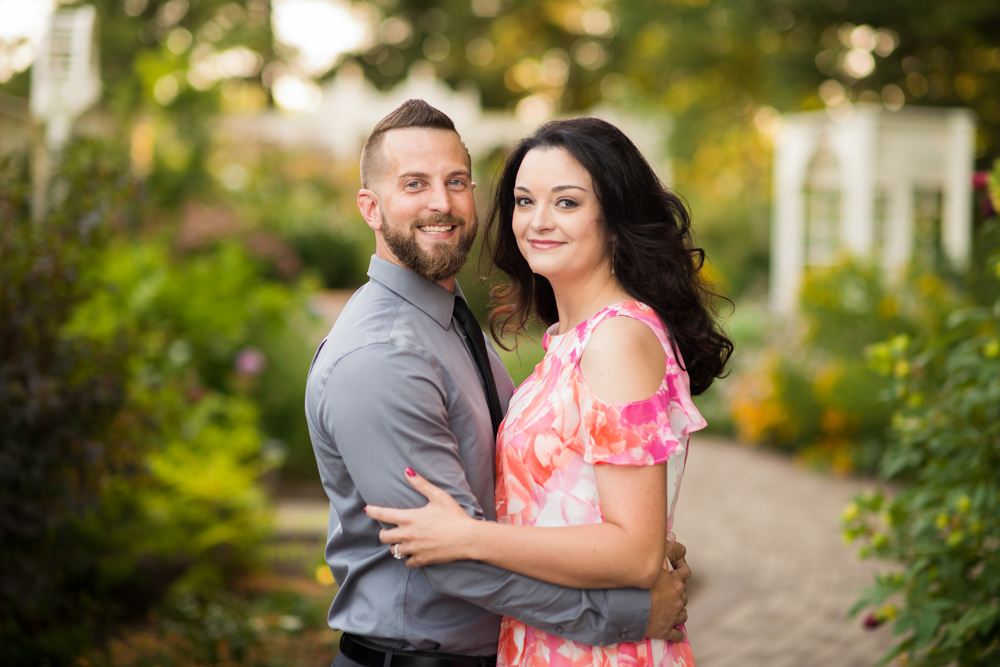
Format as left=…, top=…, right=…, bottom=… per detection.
left=453, top=296, right=476, bottom=324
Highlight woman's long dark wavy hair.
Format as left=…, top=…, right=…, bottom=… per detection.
left=485, top=117, right=733, bottom=396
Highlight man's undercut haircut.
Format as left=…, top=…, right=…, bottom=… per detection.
left=360, top=99, right=470, bottom=190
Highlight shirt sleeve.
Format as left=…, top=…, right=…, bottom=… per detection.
left=323, top=344, right=651, bottom=646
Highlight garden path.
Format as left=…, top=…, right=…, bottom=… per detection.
left=276, top=435, right=901, bottom=667
left=674, top=436, right=899, bottom=667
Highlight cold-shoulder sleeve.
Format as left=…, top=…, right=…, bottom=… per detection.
left=575, top=306, right=707, bottom=466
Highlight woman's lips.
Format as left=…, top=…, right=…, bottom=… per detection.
left=529, top=240, right=565, bottom=250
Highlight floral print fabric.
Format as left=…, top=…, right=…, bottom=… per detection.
left=495, top=301, right=705, bottom=667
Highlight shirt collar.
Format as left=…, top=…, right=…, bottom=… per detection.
left=367, top=255, right=466, bottom=330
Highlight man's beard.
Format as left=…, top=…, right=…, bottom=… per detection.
left=380, top=206, right=478, bottom=283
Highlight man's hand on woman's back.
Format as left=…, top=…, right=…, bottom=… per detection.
left=644, top=536, right=690, bottom=642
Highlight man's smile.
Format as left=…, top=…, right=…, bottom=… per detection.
left=418, top=224, right=456, bottom=234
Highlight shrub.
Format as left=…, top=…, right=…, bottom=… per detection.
left=1, top=140, right=314, bottom=664
left=842, top=165, right=1000, bottom=666
left=843, top=304, right=1000, bottom=665
left=728, top=260, right=963, bottom=473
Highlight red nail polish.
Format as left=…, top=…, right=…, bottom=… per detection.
left=405, top=467, right=416, bottom=477
left=363, top=507, right=368, bottom=513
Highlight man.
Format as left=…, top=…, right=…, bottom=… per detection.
left=305, top=99, right=691, bottom=667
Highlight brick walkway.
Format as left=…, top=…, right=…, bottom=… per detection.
left=277, top=436, right=901, bottom=666
left=676, top=436, right=899, bottom=667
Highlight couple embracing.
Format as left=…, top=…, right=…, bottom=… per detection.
left=304, top=99, right=733, bottom=667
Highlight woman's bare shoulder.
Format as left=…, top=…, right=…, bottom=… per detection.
left=579, top=314, right=666, bottom=403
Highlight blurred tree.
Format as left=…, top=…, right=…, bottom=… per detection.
left=343, top=0, right=999, bottom=294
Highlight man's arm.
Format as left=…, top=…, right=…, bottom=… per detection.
left=323, top=344, right=654, bottom=646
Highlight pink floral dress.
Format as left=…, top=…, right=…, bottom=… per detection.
left=495, top=301, right=705, bottom=667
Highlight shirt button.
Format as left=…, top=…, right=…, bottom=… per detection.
left=619, top=631, right=628, bottom=639
left=555, top=626, right=563, bottom=633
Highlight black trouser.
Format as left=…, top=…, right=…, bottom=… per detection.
left=335, top=633, right=497, bottom=667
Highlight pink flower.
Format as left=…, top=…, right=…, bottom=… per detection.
left=235, top=347, right=267, bottom=376
left=863, top=612, right=884, bottom=629
left=972, top=171, right=989, bottom=191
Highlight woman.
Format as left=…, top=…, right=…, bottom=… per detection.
left=366, top=117, right=733, bottom=667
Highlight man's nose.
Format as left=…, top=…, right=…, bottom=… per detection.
left=426, top=183, right=451, bottom=214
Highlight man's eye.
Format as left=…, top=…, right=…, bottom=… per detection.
left=448, top=179, right=467, bottom=187
left=406, top=181, right=421, bottom=188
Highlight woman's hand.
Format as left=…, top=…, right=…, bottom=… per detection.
left=365, top=467, right=480, bottom=567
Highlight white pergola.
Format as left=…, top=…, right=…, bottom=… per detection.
left=219, top=63, right=673, bottom=185
left=27, top=4, right=101, bottom=221
left=770, top=105, right=976, bottom=313
left=30, top=4, right=101, bottom=149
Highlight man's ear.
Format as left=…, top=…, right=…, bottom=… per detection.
left=357, top=189, right=381, bottom=231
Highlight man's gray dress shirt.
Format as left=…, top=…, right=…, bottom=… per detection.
left=304, top=256, right=651, bottom=656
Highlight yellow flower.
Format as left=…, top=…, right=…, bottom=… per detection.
left=812, top=363, right=843, bottom=402
left=876, top=296, right=898, bottom=319
left=867, top=342, right=893, bottom=375
left=890, top=334, right=910, bottom=353
left=893, top=359, right=910, bottom=378
left=316, top=564, right=335, bottom=586
left=957, top=495, right=971, bottom=513
left=820, top=407, right=857, bottom=436
left=946, top=530, right=964, bottom=547
left=916, top=274, right=943, bottom=297
left=841, top=501, right=860, bottom=522
left=984, top=338, right=1000, bottom=359
left=878, top=604, right=897, bottom=621
left=935, top=513, right=949, bottom=529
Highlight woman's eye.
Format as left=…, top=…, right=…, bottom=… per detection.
left=515, top=196, right=533, bottom=207
left=556, top=198, right=578, bottom=209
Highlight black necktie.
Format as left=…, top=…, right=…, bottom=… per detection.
left=453, top=296, right=504, bottom=438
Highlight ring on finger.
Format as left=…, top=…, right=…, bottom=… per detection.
left=392, top=544, right=403, bottom=560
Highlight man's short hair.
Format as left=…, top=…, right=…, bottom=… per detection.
left=360, top=99, right=471, bottom=190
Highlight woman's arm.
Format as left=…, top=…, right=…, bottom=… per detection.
left=370, top=462, right=667, bottom=589
left=367, top=315, right=671, bottom=590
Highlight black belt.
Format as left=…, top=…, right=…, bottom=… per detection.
left=339, top=633, right=497, bottom=667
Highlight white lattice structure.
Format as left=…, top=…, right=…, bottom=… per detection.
left=30, top=4, right=101, bottom=149
left=221, top=62, right=672, bottom=183
left=770, top=105, right=977, bottom=312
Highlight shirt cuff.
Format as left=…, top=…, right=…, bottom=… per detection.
left=605, top=587, right=650, bottom=643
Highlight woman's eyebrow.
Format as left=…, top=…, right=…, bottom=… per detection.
left=514, top=184, right=588, bottom=193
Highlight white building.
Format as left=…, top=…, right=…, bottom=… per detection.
left=219, top=61, right=672, bottom=184
left=770, top=105, right=976, bottom=312
left=30, top=4, right=101, bottom=150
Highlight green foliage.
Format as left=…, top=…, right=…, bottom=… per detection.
left=345, top=0, right=1000, bottom=294
left=842, top=166, right=1000, bottom=666
left=0, top=138, right=318, bottom=664
left=211, top=151, right=373, bottom=289
left=79, top=584, right=339, bottom=667
left=843, top=310, right=1000, bottom=665
left=728, top=261, right=962, bottom=472
left=0, top=144, right=147, bottom=665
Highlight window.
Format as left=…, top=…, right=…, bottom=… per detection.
left=913, top=189, right=943, bottom=269
left=804, top=190, right=840, bottom=266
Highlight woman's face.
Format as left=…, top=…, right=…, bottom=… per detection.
left=511, top=147, right=610, bottom=285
